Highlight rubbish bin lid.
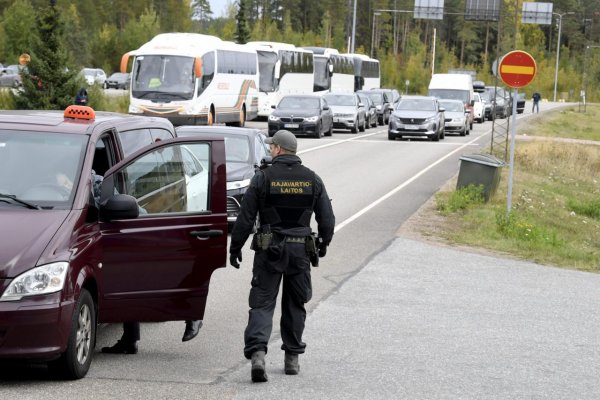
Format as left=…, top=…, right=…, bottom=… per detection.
left=459, top=153, right=505, bottom=167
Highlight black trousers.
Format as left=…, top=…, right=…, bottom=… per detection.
left=121, top=322, right=140, bottom=343
left=243, top=241, right=312, bottom=359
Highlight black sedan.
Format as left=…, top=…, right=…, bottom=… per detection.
left=176, top=126, right=271, bottom=226
left=268, top=95, right=333, bottom=138
left=104, top=72, right=130, bottom=89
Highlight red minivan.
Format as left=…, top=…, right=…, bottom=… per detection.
left=0, top=106, right=227, bottom=378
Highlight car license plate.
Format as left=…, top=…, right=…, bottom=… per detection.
left=405, top=125, right=418, bottom=130
left=284, top=123, right=299, bottom=128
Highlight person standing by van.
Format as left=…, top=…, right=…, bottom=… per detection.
left=532, top=92, right=541, bottom=113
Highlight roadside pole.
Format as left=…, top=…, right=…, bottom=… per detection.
left=497, top=50, right=537, bottom=214
left=506, top=88, right=518, bottom=212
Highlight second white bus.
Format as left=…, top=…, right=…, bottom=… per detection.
left=245, top=41, right=314, bottom=117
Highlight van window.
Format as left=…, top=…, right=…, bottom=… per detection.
left=428, top=89, right=470, bottom=103
left=112, top=143, right=210, bottom=214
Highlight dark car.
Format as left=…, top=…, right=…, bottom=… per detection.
left=0, top=106, right=227, bottom=379
left=358, top=89, right=393, bottom=125
left=516, top=93, right=525, bottom=114
left=176, top=126, right=271, bottom=226
left=105, top=72, right=130, bottom=90
left=268, top=95, right=334, bottom=138
left=483, top=86, right=511, bottom=119
left=388, top=95, right=445, bottom=141
left=323, top=92, right=367, bottom=133
left=357, top=92, right=378, bottom=128
left=0, top=64, right=23, bottom=88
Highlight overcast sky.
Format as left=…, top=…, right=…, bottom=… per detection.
left=209, top=0, right=231, bottom=18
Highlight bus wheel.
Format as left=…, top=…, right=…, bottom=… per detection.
left=230, top=107, right=245, bottom=127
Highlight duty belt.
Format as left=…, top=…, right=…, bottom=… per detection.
left=285, top=236, right=306, bottom=243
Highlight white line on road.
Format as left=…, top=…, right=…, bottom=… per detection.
left=297, top=131, right=383, bottom=155
left=333, top=131, right=491, bottom=233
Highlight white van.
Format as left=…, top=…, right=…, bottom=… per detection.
left=427, top=73, right=475, bottom=129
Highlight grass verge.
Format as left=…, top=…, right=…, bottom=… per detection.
left=434, top=116, right=600, bottom=272
left=519, top=104, right=600, bottom=141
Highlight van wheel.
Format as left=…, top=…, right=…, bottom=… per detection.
left=49, top=289, right=95, bottom=379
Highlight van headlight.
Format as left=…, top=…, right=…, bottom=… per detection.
left=0, top=262, right=69, bottom=301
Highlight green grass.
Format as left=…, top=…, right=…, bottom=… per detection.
left=519, top=104, right=600, bottom=141
left=434, top=110, right=600, bottom=272
left=0, top=86, right=129, bottom=113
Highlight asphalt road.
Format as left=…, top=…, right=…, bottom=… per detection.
left=3, top=101, right=591, bottom=399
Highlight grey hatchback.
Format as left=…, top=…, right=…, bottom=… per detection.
left=388, top=96, right=446, bottom=141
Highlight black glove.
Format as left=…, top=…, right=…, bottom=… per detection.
left=318, top=245, right=327, bottom=258
left=230, top=251, right=242, bottom=268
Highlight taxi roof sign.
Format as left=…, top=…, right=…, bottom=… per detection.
left=498, top=50, right=537, bottom=88
left=64, top=105, right=96, bottom=120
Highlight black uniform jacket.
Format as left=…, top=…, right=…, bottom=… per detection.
left=230, top=154, right=335, bottom=255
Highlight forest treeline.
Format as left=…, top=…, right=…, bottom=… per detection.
left=1, top=0, right=599, bottom=101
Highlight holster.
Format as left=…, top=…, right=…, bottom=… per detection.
left=306, top=234, right=319, bottom=267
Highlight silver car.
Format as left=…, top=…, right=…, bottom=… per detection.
left=388, top=96, right=445, bottom=141
left=323, top=92, right=367, bottom=133
left=439, top=99, right=469, bottom=136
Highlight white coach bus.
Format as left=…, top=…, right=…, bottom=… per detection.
left=301, top=47, right=355, bottom=94
left=342, top=53, right=381, bottom=91
left=121, top=33, right=259, bottom=126
left=245, top=41, right=314, bottom=117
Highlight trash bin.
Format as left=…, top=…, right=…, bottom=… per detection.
left=456, top=153, right=505, bottom=202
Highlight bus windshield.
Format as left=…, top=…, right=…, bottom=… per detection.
left=132, top=55, right=196, bottom=100
left=257, top=51, right=277, bottom=93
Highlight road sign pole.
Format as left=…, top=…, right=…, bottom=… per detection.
left=506, top=88, right=519, bottom=214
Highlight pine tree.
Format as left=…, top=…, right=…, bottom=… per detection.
left=235, top=0, right=250, bottom=44
left=12, top=1, right=79, bottom=110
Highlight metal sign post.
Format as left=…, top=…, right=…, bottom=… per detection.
left=498, top=50, right=537, bottom=214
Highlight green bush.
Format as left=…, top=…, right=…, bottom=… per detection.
left=437, top=184, right=485, bottom=214
left=0, top=89, right=15, bottom=109
left=568, top=199, right=600, bottom=220
left=495, top=210, right=563, bottom=247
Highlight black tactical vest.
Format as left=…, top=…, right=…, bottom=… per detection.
left=259, top=162, right=316, bottom=229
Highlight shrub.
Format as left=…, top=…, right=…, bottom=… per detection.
left=437, top=184, right=485, bottom=214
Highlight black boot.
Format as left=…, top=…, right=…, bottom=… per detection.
left=182, top=320, right=202, bottom=342
left=284, top=353, right=299, bottom=375
left=251, top=351, right=268, bottom=382
left=101, top=340, right=138, bottom=354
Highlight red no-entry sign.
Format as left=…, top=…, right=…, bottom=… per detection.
left=499, top=50, right=537, bottom=88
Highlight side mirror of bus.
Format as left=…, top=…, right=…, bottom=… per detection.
left=274, top=61, right=281, bottom=79
left=328, top=63, right=333, bottom=76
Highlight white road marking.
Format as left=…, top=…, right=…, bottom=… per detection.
left=333, top=131, right=491, bottom=233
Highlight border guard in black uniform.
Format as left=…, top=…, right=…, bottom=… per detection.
left=229, top=130, right=335, bottom=383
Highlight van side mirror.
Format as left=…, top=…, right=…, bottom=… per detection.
left=99, top=194, right=139, bottom=222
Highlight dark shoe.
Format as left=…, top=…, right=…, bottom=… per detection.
left=251, top=350, right=268, bottom=382
left=182, top=320, right=202, bottom=342
left=284, top=353, right=299, bottom=375
left=101, top=340, right=138, bottom=354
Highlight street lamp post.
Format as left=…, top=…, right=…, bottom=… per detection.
left=370, top=12, right=381, bottom=58
left=351, top=0, right=357, bottom=53
left=553, top=12, right=574, bottom=102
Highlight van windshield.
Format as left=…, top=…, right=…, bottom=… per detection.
left=0, top=131, right=87, bottom=209
left=428, top=89, right=469, bottom=103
